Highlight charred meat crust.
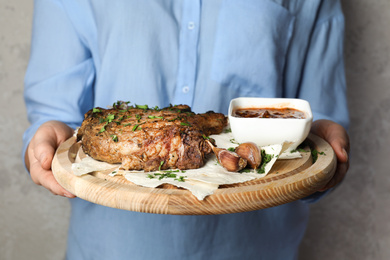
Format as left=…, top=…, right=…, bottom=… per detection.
left=77, top=104, right=227, bottom=171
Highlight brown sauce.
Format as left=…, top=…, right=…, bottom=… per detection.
left=233, top=107, right=306, bottom=119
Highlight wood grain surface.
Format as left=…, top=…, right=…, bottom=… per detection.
left=52, top=134, right=336, bottom=215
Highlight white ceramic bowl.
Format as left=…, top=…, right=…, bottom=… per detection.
left=228, top=97, right=313, bottom=151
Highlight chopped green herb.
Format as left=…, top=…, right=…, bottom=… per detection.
left=230, top=138, right=239, bottom=144
left=158, top=160, right=164, bottom=171
left=227, top=147, right=235, bottom=152
left=256, top=150, right=274, bottom=174
left=92, top=108, right=101, bottom=113
left=163, top=170, right=178, bottom=173
left=158, top=173, right=176, bottom=180
left=135, top=114, right=142, bottom=122
left=123, top=123, right=132, bottom=127
left=174, top=176, right=186, bottom=182
left=148, top=115, right=164, bottom=120
left=180, top=122, right=191, bottom=126
left=168, top=116, right=183, bottom=122
left=108, top=170, right=118, bottom=177
left=113, top=101, right=131, bottom=110
left=110, top=134, right=118, bottom=142
left=132, top=124, right=139, bottom=131
left=223, top=128, right=232, bottom=133
left=99, top=122, right=108, bottom=133
left=202, top=134, right=210, bottom=140
left=136, top=104, right=149, bottom=109
left=291, top=148, right=307, bottom=153
left=106, top=114, right=115, bottom=122
left=147, top=171, right=187, bottom=182
left=311, top=149, right=326, bottom=163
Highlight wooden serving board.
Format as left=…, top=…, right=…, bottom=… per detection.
left=52, top=133, right=336, bottom=215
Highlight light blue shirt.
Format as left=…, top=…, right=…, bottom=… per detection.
left=23, top=0, right=349, bottom=259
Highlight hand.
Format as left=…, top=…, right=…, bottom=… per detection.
left=310, top=119, right=350, bottom=192
left=25, top=120, right=76, bottom=198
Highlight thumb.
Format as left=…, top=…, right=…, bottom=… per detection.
left=32, top=121, right=74, bottom=170
left=33, top=135, right=57, bottom=170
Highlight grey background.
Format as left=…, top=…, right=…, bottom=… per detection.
left=1, top=1, right=389, bottom=259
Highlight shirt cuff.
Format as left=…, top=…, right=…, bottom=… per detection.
left=300, top=188, right=334, bottom=204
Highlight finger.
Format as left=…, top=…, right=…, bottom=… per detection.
left=318, top=161, right=349, bottom=192
left=30, top=161, right=76, bottom=197
left=312, top=120, right=350, bottom=163
left=33, top=139, right=56, bottom=171
left=41, top=171, right=76, bottom=198
left=326, top=134, right=349, bottom=164
left=34, top=142, right=55, bottom=170
left=31, top=121, right=74, bottom=170
left=31, top=126, right=59, bottom=170
left=311, top=120, right=350, bottom=192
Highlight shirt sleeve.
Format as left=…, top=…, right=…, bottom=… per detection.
left=23, top=0, right=95, bottom=163
left=297, top=7, right=349, bottom=203
left=298, top=13, right=349, bottom=130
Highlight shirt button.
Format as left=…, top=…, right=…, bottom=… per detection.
left=182, top=86, right=190, bottom=93
left=188, top=22, right=195, bottom=30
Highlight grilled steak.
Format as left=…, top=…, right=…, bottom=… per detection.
left=77, top=103, right=228, bottom=171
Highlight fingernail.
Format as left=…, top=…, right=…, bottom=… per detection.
left=342, top=148, right=349, bottom=161
left=64, top=193, right=74, bottom=198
